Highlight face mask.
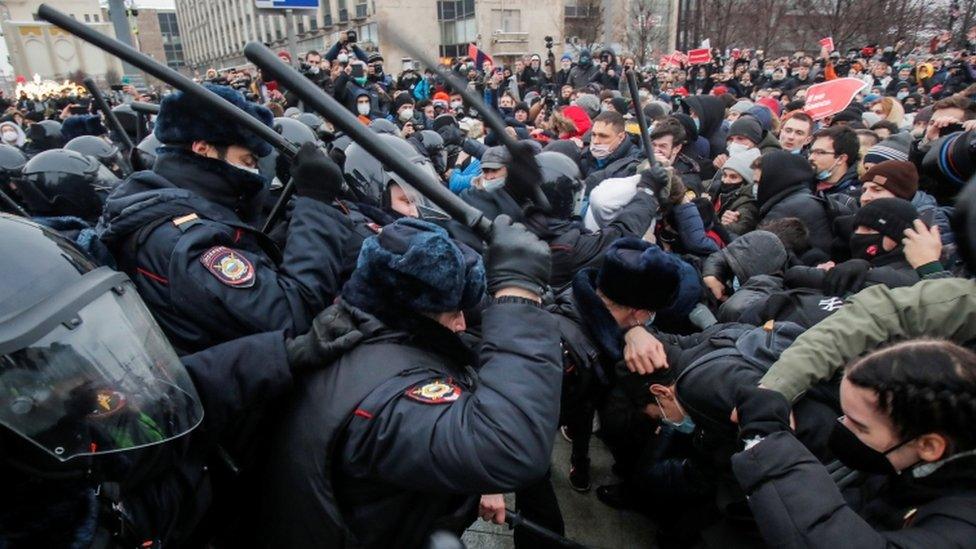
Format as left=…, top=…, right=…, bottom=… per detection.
left=357, top=103, right=371, bottom=115
left=727, top=142, right=751, bottom=156
left=600, top=104, right=610, bottom=112
left=399, top=108, right=414, bottom=121
left=580, top=56, right=592, bottom=67
left=483, top=176, right=506, bottom=191
left=828, top=419, right=912, bottom=475
left=450, top=100, right=463, bottom=110
left=337, top=53, right=349, bottom=64
left=499, top=107, right=514, bottom=117
left=849, top=233, right=884, bottom=260
left=307, top=66, right=320, bottom=75
left=590, top=142, right=613, bottom=159
left=354, top=76, right=367, bottom=86
left=562, top=62, right=571, bottom=70
left=790, top=147, right=803, bottom=154
left=229, top=162, right=260, bottom=176
left=2, top=130, right=17, bottom=142
left=896, top=91, right=909, bottom=100
left=692, top=117, right=701, bottom=130
left=656, top=396, right=697, bottom=434
left=731, top=276, right=741, bottom=292
left=815, top=159, right=838, bottom=181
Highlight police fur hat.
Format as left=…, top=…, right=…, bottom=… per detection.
left=60, top=114, right=106, bottom=142
left=597, top=237, right=680, bottom=312
left=342, top=218, right=486, bottom=317
left=154, top=83, right=275, bottom=157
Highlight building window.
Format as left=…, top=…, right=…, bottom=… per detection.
left=437, top=0, right=475, bottom=59
left=93, top=14, right=99, bottom=22
left=84, top=14, right=90, bottom=22
left=492, top=9, right=521, bottom=32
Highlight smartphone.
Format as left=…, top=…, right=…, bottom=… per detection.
left=110, top=84, right=124, bottom=91
left=401, top=58, right=413, bottom=72
left=69, top=105, right=88, bottom=114
left=350, top=63, right=365, bottom=78
left=940, top=122, right=965, bottom=137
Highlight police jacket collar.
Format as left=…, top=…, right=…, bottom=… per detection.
left=153, top=147, right=267, bottom=222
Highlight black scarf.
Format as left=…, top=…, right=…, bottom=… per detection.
left=571, top=269, right=624, bottom=365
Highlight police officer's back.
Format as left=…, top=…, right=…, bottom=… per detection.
left=256, top=216, right=562, bottom=548
left=96, top=84, right=353, bottom=354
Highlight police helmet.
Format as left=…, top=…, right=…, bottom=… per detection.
left=369, top=118, right=400, bottom=137
left=20, top=149, right=118, bottom=221
left=28, top=120, right=64, bottom=151
left=535, top=151, right=583, bottom=219
left=0, top=143, right=27, bottom=177
left=110, top=103, right=144, bottom=140
left=64, top=135, right=124, bottom=173
left=0, top=214, right=203, bottom=476
left=296, top=112, right=324, bottom=132
left=273, top=116, right=318, bottom=147
left=413, top=130, right=447, bottom=176
left=135, top=133, right=163, bottom=170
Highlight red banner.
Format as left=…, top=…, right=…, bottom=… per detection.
left=803, top=78, right=868, bottom=120
left=687, top=48, right=711, bottom=65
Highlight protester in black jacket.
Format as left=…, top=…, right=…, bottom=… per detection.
left=756, top=150, right=835, bottom=257
left=732, top=340, right=976, bottom=548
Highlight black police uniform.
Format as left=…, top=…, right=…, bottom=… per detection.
left=256, top=299, right=562, bottom=548
left=97, top=147, right=352, bottom=354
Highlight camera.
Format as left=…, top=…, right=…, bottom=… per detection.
left=346, top=30, right=357, bottom=43
left=544, top=36, right=554, bottom=50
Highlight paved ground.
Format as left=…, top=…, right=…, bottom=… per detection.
left=463, top=436, right=658, bottom=549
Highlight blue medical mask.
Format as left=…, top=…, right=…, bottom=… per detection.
left=656, top=396, right=697, bottom=434
left=815, top=158, right=838, bottom=181
left=731, top=276, right=741, bottom=292
left=483, top=176, right=506, bottom=191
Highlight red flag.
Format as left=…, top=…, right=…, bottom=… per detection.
left=687, top=48, right=712, bottom=65
left=819, top=37, right=835, bottom=52
left=803, top=78, right=868, bottom=120
left=468, top=43, right=493, bottom=71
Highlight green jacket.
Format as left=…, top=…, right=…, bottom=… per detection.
left=761, top=276, right=976, bottom=402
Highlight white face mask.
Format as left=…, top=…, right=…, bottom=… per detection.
left=357, top=102, right=371, bottom=115
left=450, top=100, right=463, bottom=110
left=1, top=130, right=17, bottom=143
left=337, top=53, right=349, bottom=64
left=230, top=162, right=260, bottom=176
left=483, top=176, right=506, bottom=191
left=590, top=142, right=613, bottom=159
left=727, top=142, right=751, bottom=156
left=399, top=108, right=414, bottom=121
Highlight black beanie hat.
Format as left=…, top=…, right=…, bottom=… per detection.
left=728, top=116, right=763, bottom=146
left=853, top=197, right=918, bottom=242
left=611, top=96, right=631, bottom=116
left=394, top=93, right=415, bottom=110
left=597, top=238, right=680, bottom=311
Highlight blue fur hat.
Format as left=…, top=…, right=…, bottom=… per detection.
left=154, top=84, right=274, bottom=157
left=597, top=237, right=680, bottom=312
left=60, top=114, right=106, bottom=141
left=342, top=218, right=486, bottom=316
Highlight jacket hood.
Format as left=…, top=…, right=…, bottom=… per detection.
left=722, top=230, right=788, bottom=282
left=756, top=150, right=815, bottom=208
left=682, top=95, right=725, bottom=138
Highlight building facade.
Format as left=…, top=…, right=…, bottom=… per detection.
left=0, top=0, right=124, bottom=81
left=174, top=0, right=563, bottom=72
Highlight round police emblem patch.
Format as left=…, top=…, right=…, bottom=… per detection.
left=405, top=378, right=462, bottom=404
left=201, top=246, right=255, bottom=287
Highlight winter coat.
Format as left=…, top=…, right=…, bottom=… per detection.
left=528, top=190, right=656, bottom=289
left=256, top=300, right=562, bottom=548
left=708, top=181, right=759, bottom=237
left=671, top=201, right=720, bottom=256
left=733, top=431, right=976, bottom=548
left=448, top=156, right=481, bottom=194
left=568, top=63, right=600, bottom=89
left=96, top=147, right=352, bottom=354
left=580, top=137, right=643, bottom=193
left=760, top=277, right=976, bottom=402
left=784, top=252, right=919, bottom=296
left=757, top=151, right=834, bottom=254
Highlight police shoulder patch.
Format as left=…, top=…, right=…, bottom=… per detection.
left=405, top=378, right=462, bottom=405
left=200, top=246, right=255, bottom=288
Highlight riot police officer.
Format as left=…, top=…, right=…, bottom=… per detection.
left=256, top=215, right=562, bottom=548
left=95, top=84, right=353, bottom=354
left=0, top=214, right=346, bottom=547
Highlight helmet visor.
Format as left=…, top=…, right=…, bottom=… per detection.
left=0, top=273, right=203, bottom=461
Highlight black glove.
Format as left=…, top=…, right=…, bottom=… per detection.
left=638, top=164, right=670, bottom=194
left=290, top=142, right=344, bottom=204
left=437, top=124, right=466, bottom=147
left=734, top=385, right=792, bottom=441
left=823, top=258, right=871, bottom=296
left=485, top=214, right=550, bottom=296
left=504, top=141, right=545, bottom=207
left=285, top=305, right=368, bottom=371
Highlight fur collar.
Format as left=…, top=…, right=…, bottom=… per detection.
left=571, top=269, right=624, bottom=364
left=154, top=147, right=268, bottom=223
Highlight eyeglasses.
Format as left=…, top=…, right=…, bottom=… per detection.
left=809, top=149, right=838, bottom=157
